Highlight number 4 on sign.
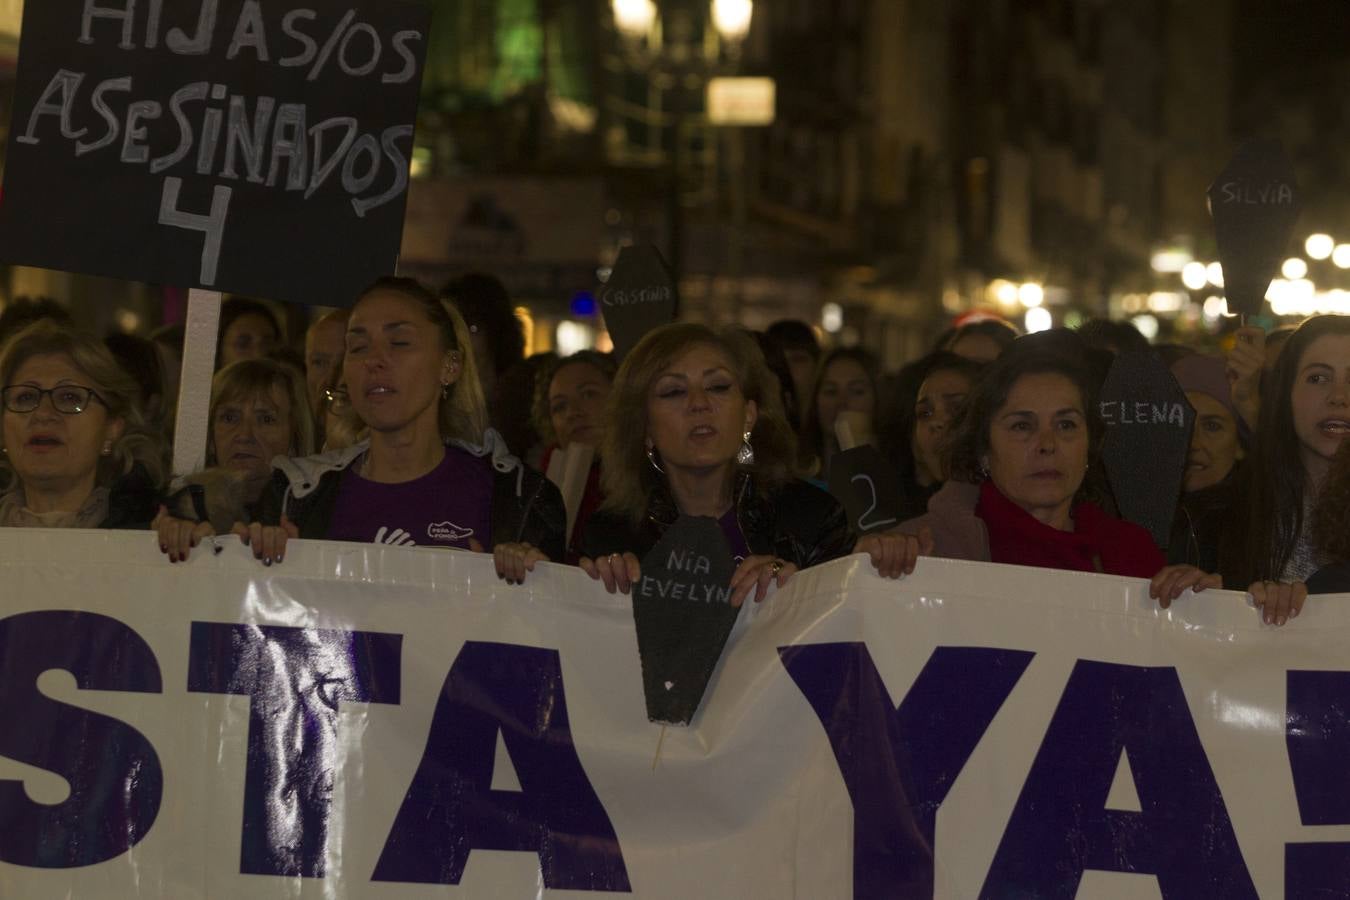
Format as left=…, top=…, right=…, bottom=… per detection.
left=158, top=176, right=231, bottom=286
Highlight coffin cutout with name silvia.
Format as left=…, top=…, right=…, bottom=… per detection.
left=1208, top=139, right=1301, bottom=318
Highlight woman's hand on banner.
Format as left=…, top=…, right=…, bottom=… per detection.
left=729, top=555, right=799, bottom=607
left=1249, top=580, right=1308, bottom=626
left=1149, top=565, right=1222, bottom=608
left=855, top=527, right=934, bottom=579
left=475, top=539, right=548, bottom=585
left=232, top=515, right=299, bottom=566
left=154, top=505, right=216, bottom=563
left=580, top=552, right=641, bottom=594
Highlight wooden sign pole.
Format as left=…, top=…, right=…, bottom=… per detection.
left=171, top=288, right=223, bottom=477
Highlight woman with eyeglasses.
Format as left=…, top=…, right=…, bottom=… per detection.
left=236, top=277, right=566, bottom=584
left=0, top=320, right=167, bottom=529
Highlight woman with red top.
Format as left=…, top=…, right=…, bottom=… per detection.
left=896, top=334, right=1216, bottom=603
left=533, top=351, right=616, bottom=563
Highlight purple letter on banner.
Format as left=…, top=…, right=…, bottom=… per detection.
left=187, top=622, right=402, bottom=878
left=780, top=643, right=1034, bottom=900
left=0, top=611, right=163, bottom=868
left=373, top=641, right=630, bottom=891
left=983, top=660, right=1256, bottom=898
left=1285, top=670, right=1350, bottom=898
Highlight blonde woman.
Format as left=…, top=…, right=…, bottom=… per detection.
left=156, top=358, right=315, bottom=560
left=579, top=324, right=923, bottom=607
left=0, top=320, right=167, bottom=529
left=238, top=278, right=565, bottom=584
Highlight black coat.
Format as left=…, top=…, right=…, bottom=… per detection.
left=1308, top=562, right=1350, bottom=595
left=101, top=465, right=161, bottom=530
left=580, top=476, right=854, bottom=570
left=1167, top=469, right=1240, bottom=574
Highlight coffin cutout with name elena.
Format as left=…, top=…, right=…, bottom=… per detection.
left=633, top=515, right=739, bottom=726
left=1099, top=352, right=1196, bottom=548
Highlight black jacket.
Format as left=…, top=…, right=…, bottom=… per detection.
left=580, top=475, right=854, bottom=569
left=1167, top=469, right=1240, bottom=573
left=258, top=431, right=567, bottom=562
left=1308, top=562, right=1350, bottom=595
left=102, top=464, right=161, bottom=529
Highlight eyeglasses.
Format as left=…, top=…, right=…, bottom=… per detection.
left=1, top=385, right=107, bottom=415
left=324, top=387, right=350, bottom=413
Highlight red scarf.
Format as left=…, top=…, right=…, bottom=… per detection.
left=976, top=480, right=1164, bottom=578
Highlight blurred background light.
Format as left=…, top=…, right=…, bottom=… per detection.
left=1181, top=262, right=1208, bottom=291
left=1206, top=261, right=1225, bottom=288
left=1018, top=283, right=1044, bottom=308
left=1024, top=307, right=1052, bottom=333
left=1306, top=234, right=1335, bottom=260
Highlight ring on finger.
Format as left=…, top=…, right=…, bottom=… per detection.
left=769, top=559, right=784, bottom=577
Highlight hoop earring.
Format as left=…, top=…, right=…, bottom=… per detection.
left=736, top=431, right=755, bottom=465
left=646, top=446, right=665, bottom=475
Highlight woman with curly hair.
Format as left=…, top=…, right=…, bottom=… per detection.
left=0, top=320, right=168, bottom=529
left=579, top=324, right=924, bottom=606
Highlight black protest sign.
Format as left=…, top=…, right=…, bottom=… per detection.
left=0, top=0, right=430, bottom=307
left=1208, top=139, right=1301, bottom=317
left=600, top=244, right=677, bottom=361
left=1099, top=352, right=1196, bottom=549
left=827, top=445, right=900, bottom=535
left=633, top=516, right=739, bottom=726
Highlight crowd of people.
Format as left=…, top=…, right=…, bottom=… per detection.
left=0, top=276, right=1347, bottom=623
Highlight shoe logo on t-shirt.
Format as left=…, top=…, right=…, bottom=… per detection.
left=428, top=521, right=474, bottom=543
left=374, top=527, right=418, bottom=547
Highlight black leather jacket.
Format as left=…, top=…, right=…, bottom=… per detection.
left=579, top=475, right=854, bottom=569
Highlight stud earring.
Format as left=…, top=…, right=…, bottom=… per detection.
left=441, top=382, right=450, bottom=400
left=101, top=440, right=113, bottom=456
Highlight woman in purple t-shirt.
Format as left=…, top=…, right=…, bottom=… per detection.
left=235, top=278, right=566, bottom=584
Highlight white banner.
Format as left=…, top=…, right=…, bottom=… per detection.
left=1, top=530, right=1348, bottom=899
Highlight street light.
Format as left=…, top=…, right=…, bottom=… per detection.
left=613, top=0, right=657, bottom=39
left=711, top=0, right=754, bottom=44
left=1282, top=257, right=1309, bottom=280
left=1335, top=244, right=1350, bottom=270
left=608, top=0, right=757, bottom=314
